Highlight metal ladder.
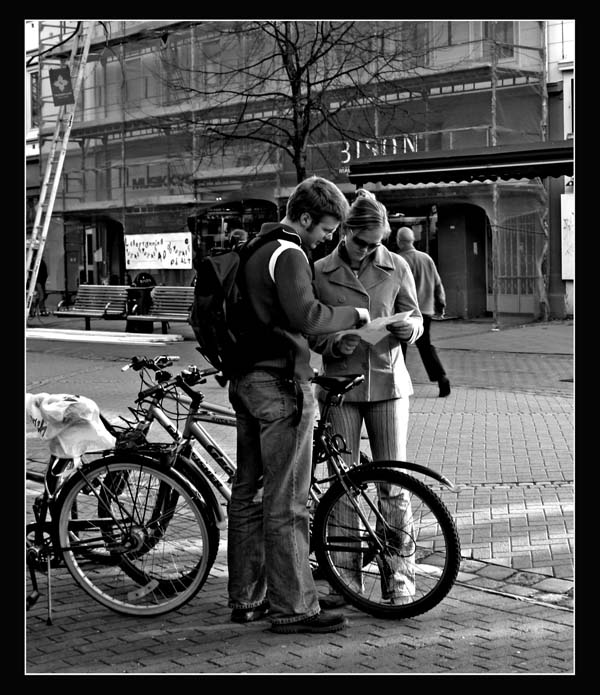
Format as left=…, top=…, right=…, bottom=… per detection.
left=26, top=21, right=95, bottom=315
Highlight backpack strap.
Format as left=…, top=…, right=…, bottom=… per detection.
left=237, top=225, right=302, bottom=288
left=267, top=240, right=307, bottom=283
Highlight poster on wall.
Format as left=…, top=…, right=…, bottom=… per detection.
left=560, top=194, right=574, bottom=281
left=125, top=232, right=193, bottom=270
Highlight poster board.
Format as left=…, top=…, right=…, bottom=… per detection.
left=560, top=194, right=574, bottom=281
left=125, top=232, right=193, bottom=270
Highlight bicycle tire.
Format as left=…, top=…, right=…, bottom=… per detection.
left=312, top=464, right=461, bottom=619
left=95, top=455, right=222, bottom=587
left=54, top=455, right=218, bottom=616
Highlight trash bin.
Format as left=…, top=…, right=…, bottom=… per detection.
left=126, top=272, right=156, bottom=333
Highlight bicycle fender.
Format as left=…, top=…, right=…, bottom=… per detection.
left=363, top=460, right=455, bottom=489
left=174, top=458, right=228, bottom=530
left=76, top=452, right=226, bottom=527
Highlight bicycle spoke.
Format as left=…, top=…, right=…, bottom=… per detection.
left=313, top=467, right=460, bottom=618
left=56, top=458, right=216, bottom=616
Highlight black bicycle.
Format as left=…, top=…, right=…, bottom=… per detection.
left=27, top=357, right=461, bottom=622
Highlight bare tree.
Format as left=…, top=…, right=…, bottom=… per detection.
left=156, top=20, right=462, bottom=183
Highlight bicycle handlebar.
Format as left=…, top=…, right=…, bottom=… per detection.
left=121, top=355, right=181, bottom=372
left=133, top=363, right=221, bottom=402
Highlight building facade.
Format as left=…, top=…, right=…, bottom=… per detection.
left=27, top=20, right=574, bottom=318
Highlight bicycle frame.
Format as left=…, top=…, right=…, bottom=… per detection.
left=27, top=358, right=460, bottom=624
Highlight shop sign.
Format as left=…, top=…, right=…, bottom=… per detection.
left=49, top=68, right=75, bottom=106
left=131, top=173, right=192, bottom=189
left=125, top=232, right=193, bottom=270
left=338, top=134, right=418, bottom=174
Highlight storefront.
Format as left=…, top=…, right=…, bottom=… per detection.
left=349, top=140, right=574, bottom=319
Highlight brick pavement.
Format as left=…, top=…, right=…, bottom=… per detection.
left=25, top=318, right=574, bottom=674
left=24, top=538, right=573, bottom=674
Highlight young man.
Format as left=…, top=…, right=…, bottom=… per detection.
left=227, top=176, right=370, bottom=634
left=392, top=226, right=451, bottom=397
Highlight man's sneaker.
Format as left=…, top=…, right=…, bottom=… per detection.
left=270, top=612, right=347, bottom=634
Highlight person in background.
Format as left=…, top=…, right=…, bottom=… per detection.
left=390, top=227, right=451, bottom=398
left=311, top=189, right=423, bottom=608
left=228, top=228, right=249, bottom=249
left=35, top=257, right=49, bottom=315
left=226, top=176, right=371, bottom=634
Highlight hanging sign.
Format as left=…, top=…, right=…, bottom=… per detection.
left=125, top=232, right=193, bottom=270
left=49, top=67, right=75, bottom=106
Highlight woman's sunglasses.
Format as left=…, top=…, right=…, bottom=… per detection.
left=349, top=235, right=381, bottom=252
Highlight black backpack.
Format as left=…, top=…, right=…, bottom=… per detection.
left=188, top=227, right=298, bottom=386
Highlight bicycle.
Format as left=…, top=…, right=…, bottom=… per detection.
left=26, top=429, right=218, bottom=623
left=26, top=355, right=461, bottom=622
left=107, top=355, right=461, bottom=620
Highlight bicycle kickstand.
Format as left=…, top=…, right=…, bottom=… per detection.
left=46, top=555, right=53, bottom=625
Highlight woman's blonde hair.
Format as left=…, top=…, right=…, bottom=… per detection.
left=344, top=189, right=391, bottom=238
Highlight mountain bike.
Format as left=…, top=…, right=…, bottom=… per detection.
left=26, top=355, right=461, bottom=622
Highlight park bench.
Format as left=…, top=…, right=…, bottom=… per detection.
left=53, top=284, right=130, bottom=330
left=130, top=285, right=195, bottom=334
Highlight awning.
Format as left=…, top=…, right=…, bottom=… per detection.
left=348, top=140, right=574, bottom=186
left=189, top=188, right=279, bottom=217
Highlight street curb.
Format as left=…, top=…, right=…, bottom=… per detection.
left=454, top=557, right=573, bottom=609
left=26, top=328, right=184, bottom=344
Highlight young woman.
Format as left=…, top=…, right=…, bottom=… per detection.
left=311, top=189, right=423, bottom=608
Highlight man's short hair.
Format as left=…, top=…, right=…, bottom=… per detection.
left=286, top=176, right=350, bottom=224
left=230, top=229, right=248, bottom=243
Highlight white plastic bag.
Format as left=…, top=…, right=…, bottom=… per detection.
left=25, top=392, right=116, bottom=458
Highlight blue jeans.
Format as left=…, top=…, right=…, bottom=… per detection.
left=227, top=370, right=320, bottom=625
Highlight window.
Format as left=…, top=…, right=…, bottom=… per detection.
left=402, top=23, right=429, bottom=68
left=569, top=77, right=574, bottom=136
left=482, top=21, right=515, bottom=60
left=435, top=21, right=470, bottom=47
left=449, top=22, right=470, bottom=45
left=30, top=71, right=39, bottom=128
left=201, top=39, right=221, bottom=91
left=125, top=56, right=144, bottom=103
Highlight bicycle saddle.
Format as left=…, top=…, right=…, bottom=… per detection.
left=312, top=374, right=365, bottom=394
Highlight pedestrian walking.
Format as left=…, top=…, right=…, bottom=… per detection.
left=226, top=175, right=370, bottom=634
left=391, top=226, right=451, bottom=397
left=311, top=190, right=423, bottom=608
left=35, top=257, right=49, bottom=315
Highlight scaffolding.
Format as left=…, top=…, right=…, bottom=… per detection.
left=29, top=20, right=555, bottom=316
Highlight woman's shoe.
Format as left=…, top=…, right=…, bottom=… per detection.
left=438, top=377, right=451, bottom=397
left=319, top=594, right=348, bottom=610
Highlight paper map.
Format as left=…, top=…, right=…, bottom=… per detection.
left=338, top=310, right=414, bottom=346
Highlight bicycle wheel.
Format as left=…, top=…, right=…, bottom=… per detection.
left=54, top=455, right=218, bottom=616
left=312, top=464, right=461, bottom=619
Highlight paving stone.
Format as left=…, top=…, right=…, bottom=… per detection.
left=531, top=577, right=574, bottom=594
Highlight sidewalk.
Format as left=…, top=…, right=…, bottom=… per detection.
left=25, top=317, right=574, bottom=674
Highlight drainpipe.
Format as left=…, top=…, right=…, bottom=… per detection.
left=490, top=25, right=500, bottom=330
left=120, top=33, right=127, bottom=283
